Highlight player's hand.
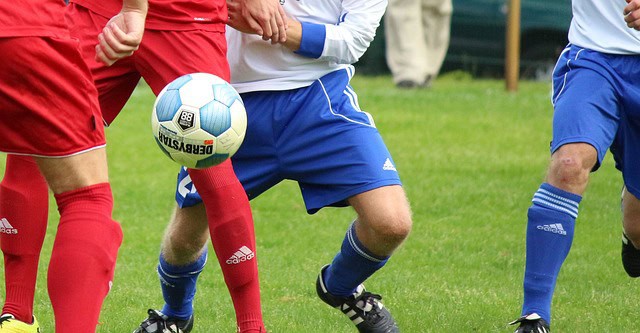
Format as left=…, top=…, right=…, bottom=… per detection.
left=624, top=0, right=640, bottom=31
left=95, top=8, right=147, bottom=66
left=226, top=1, right=256, bottom=35
left=227, top=0, right=287, bottom=44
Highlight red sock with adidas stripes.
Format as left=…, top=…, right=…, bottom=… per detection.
left=188, top=161, right=265, bottom=333
left=0, top=155, right=49, bottom=323
left=48, top=183, right=123, bottom=333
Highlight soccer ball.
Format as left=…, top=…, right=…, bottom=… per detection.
left=151, top=73, right=247, bottom=169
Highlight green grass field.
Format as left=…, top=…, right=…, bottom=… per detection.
left=0, top=74, right=635, bottom=332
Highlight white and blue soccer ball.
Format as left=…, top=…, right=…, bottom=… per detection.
left=151, top=73, right=247, bottom=169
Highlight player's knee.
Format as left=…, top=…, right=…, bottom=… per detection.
left=548, top=150, right=594, bottom=190
left=551, top=157, right=587, bottom=181
left=391, top=213, right=413, bottom=242
left=369, top=211, right=413, bottom=246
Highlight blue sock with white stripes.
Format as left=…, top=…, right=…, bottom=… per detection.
left=521, top=183, right=582, bottom=324
left=159, top=250, right=207, bottom=320
left=323, top=222, right=389, bottom=297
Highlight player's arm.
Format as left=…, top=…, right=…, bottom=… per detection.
left=95, top=0, right=148, bottom=66
left=279, top=0, right=386, bottom=64
left=227, top=0, right=287, bottom=44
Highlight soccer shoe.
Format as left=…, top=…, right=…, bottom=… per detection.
left=133, top=309, right=193, bottom=333
left=0, top=314, right=40, bottom=333
left=509, top=313, right=550, bottom=333
left=316, top=265, right=399, bottom=333
left=622, top=233, right=640, bottom=277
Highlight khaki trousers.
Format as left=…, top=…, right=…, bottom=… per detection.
left=384, top=0, right=452, bottom=84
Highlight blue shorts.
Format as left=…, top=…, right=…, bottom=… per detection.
left=175, top=68, right=402, bottom=213
left=551, top=44, right=640, bottom=198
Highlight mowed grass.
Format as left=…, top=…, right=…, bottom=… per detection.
left=0, top=73, right=635, bottom=332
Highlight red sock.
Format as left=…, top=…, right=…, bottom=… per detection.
left=48, top=183, right=122, bottom=333
left=0, top=155, right=49, bottom=323
left=188, top=161, right=265, bottom=333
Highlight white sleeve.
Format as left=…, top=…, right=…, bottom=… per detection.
left=321, top=0, right=387, bottom=64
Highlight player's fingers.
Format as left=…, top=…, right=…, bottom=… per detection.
left=101, top=25, right=136, bottom=57
left=260, top=19, right=273, bottom=40
left=107, top=22, right=142, bottom=49
left=274, top=8, right=286, bottom=43
left=277, top=5, right=288, bottom=30
left=101, top=25, right=129, bottom=54
left=246, top=16, right=264, bottom=36
left=252, top=10, right=273, bottom=40
left=98, top=29, right=135, bottom=61
left=626, top=9, right=640, bottom=26
left=630, top=18, right=640, bottom=30
left=227, top=2, right=245, bottom=30
left=109, top=24, right=141, bottom=54
left=624, top=0, right=639, bottom=15
left=269, top=17, right=279, bottom=44
left=95, top=44, right=116, bottom=66
left=97, top=32, right=118, bottom=60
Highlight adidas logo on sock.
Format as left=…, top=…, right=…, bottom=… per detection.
left=537, top=223, right=567, bottom=235
left=226, top=246, right=255, bottom=265
left=382, top=158, right=396, bottom=171
left=158, top=273, right=175, bottom=288
left=0, top=218, right=17, bottom=235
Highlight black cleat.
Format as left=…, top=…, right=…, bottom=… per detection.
left=133, top=309, right=193, bottom=333
left=510, top=313, right=550, bottom=333
left=316, top=265, right=399, bottom=333
left=622, top=233, right=640, bottom=277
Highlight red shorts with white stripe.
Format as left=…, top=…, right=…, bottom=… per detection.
left=66, top=3, right=229, bottom=126
left=0, top=36, right=105, bottom=157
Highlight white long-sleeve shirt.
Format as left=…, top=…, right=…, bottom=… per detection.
left=227, top=0, right=387, bottom=93
left=569, top=0, right=640, bottom=54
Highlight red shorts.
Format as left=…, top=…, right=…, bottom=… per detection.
left=66, top=4, right=230, bottom=126
left=0, top=36, right=105, bottom=157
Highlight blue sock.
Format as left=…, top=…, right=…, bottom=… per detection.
left=521, top=183, right=582, bottom=324
left=158, top=250, right=207, bottom=320
left=324, top=222, right=389, bottom=297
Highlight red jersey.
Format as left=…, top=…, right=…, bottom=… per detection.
left=0, top=0, right=68, bottom=38
left=71, top=0, right=227, bottom=31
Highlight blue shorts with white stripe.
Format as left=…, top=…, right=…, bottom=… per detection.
left=551, top=44, right=640, bottom=199
left=175, top=68, right=402, bottom=214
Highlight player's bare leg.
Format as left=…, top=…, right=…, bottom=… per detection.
left=316, top=185, right=411, bottom=333
left=161, top=205, right=209, bottom=265
left=621, top=188, right=640, bottom=245
left=137, top=190, right=265, bottom=333
left=545, top=143, right=597, bottom=195
left=36, top=148, right=109, bottom=193
left=620, top=187, right=640, bottom=277
left=0, top=150, right=111, bottom=332
left=133, top=205, right=208, bottom=333
left=35, top=148, right=123, bottom=333
left=513, top=142, right=597, bottom=332
left=348, top=185, right=412, bottom=257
